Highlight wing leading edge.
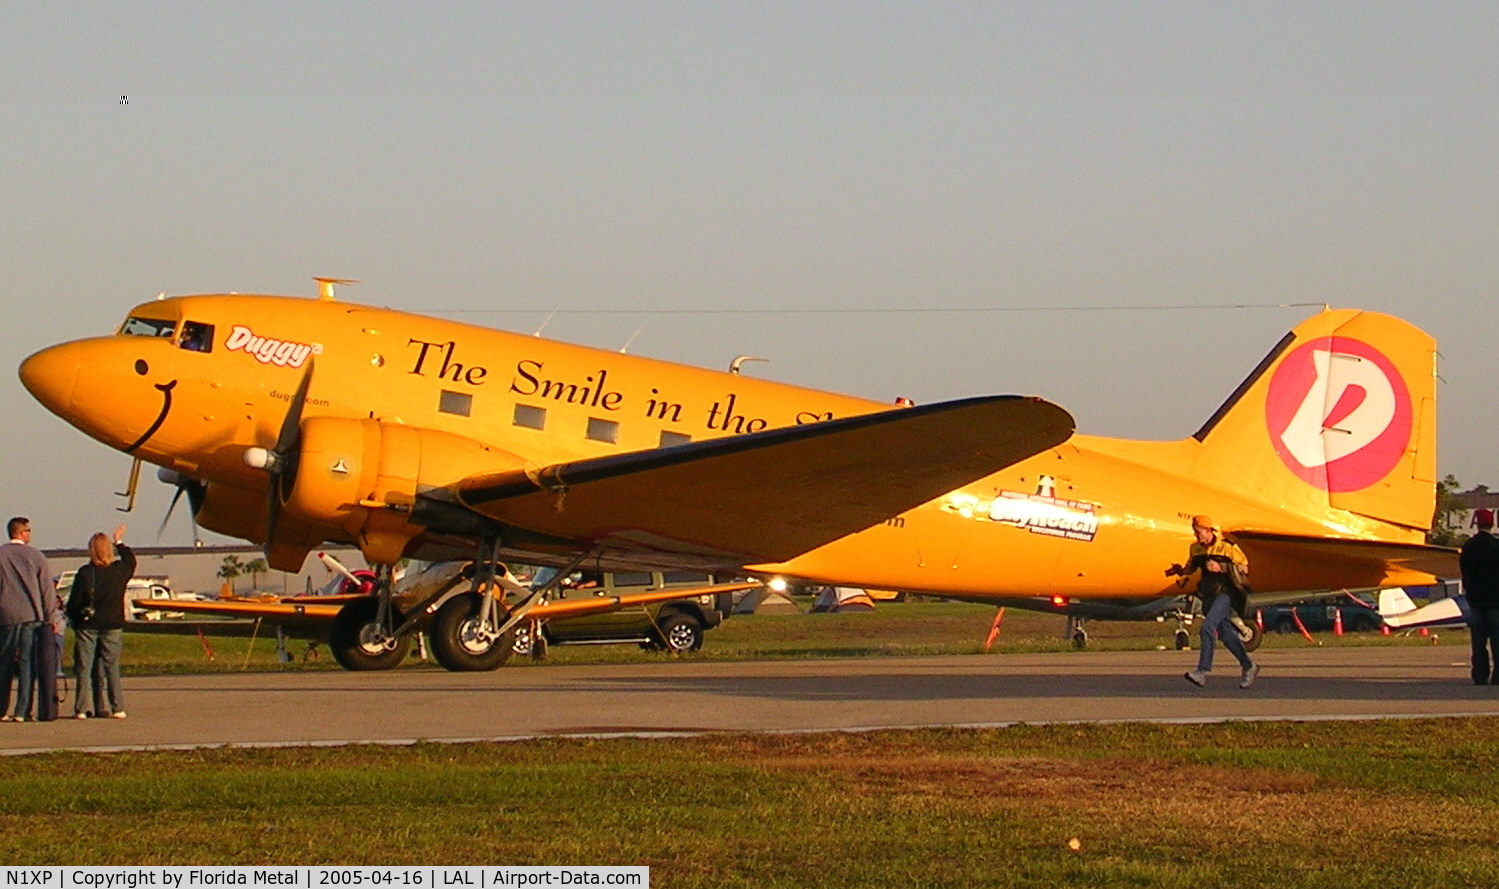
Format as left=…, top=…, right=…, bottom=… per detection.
left=454, top=395, right=1075, bottom=565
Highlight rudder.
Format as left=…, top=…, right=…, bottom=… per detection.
left=1191, top=309, right=1437, bottom=534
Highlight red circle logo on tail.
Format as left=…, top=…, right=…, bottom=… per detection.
left=1264, top=337, right=1413, bottom=493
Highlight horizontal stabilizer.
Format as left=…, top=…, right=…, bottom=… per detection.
left=457, top=395, right=1074, bottom=564
left=1231, top=530, right=1458, bottom=590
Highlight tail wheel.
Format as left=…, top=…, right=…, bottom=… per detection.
left=430, top=592, right=516, bottom=671
left=329, top=598, right=410, bottom=671
left=1239, top=619, right=1264, bottom=653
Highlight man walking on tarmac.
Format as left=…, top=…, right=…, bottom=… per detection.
left=1460, top=508, right=1499, bottom=685
left=1168, top=515, right=1260, bottom=689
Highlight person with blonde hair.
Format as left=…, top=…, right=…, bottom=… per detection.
left=66, top=524, right=134, bottom=718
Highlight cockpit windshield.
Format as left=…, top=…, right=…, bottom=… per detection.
left=120, top=316, right=177, bottom=339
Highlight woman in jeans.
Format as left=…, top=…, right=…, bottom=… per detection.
left=66, top=524, right=134, bottom=718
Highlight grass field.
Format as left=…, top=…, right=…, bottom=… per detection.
left=2, top=719, right=1496, bottom=886
left=115, top=598, right=1461, bottom=672
left=22, top=601, right=1485, bottom=885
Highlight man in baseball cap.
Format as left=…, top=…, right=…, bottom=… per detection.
left=1167, top=514, right=1259, bottom=689
left=1462, top=508, right=1499, bottom=684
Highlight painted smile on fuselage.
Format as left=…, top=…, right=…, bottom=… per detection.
left=124, top=358, right=178, bottom=454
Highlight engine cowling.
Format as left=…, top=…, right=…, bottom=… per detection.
left=282, top=417, right=527, bottom=564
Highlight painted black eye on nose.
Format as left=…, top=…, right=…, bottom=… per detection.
left=134, top=360, right=148, bottom=375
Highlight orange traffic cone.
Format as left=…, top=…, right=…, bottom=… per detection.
left=1420, top=627, right=1430, bottom=637
left=1334, top=607, right=1344, bottom=636
left=984, top=607, right=1006, bottom=652
left=1255, top=608, right=1264, bottom=631
left=1381, top=623, right=1391, bottom=636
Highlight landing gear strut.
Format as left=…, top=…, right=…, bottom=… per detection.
left=420, top=536, right=516, bottom=672
left=329, top=565, right=410, bottom=670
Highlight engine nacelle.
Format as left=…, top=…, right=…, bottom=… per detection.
left=283, top=417, right=525, bottom=563
left=196, top=480, right=267, bottom=544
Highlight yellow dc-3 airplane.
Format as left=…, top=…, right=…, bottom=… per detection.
left=19, top=280, right=1457, bottom=670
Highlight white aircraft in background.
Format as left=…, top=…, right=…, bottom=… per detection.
left=1378, top=587, right=1469, bottom=631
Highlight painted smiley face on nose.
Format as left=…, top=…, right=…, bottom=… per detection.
left=124, top=358, right=179, bottom=454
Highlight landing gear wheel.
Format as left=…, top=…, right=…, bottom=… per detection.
left=1174, top=629, right=1191, bottom=650
left=1070, top=627, right=1088, bottom=650
left=1239, top=619, right=1264, bottom=653
left=655, top=612, right=704, bottom=653
left=429, top=593, right=516, bottom=671
left=329, top=598, right=410, bottom=671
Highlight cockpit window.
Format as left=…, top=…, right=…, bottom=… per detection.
left=179, top=321, right=214, bottom=353
left=120, top=317, right=177, bottom=339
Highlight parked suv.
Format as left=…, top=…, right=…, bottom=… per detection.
left=513, top=570, right=740, bottom=657
left=1260, top=594, right=1382, bottom=634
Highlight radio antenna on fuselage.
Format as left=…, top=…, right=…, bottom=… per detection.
left=619, top=327, right=643, bottom=354
left=533, top=310, right=558, bottom=338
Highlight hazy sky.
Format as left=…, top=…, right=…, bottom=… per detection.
left=3, top=2, right=1497, bottom=549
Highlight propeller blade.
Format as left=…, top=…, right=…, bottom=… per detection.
left=264, top=359, right=315, bottom=558
left=274, top=359, right=315, bottom=456
left=158, top=486, right=184, bottom=540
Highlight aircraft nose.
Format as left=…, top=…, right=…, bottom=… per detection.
left=19, top=342, right=82, bottom=417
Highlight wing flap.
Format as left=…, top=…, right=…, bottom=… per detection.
left=456, top=395, right=1074, bottom=564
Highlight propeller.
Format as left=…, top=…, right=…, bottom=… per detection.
left=243, top=360, right=315, bottom=555
left=155, top=467, right=206, bottom=546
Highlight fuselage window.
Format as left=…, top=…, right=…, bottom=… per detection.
left=120, top=317, right=176, bottom=339
left=179, top=321, right=215, bottom=353
left=659, top=431, right=692, bottom=448
left=513, top=404, right=546, bottom=430
left=439, top=390, right=473, bottom=417
left=586, top=417, right=619, bottom=444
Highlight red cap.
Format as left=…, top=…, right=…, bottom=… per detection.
left=1475, top=508, right=1495, bottom=528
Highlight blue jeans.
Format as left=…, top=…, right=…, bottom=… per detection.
left=73, top=628, right=125, bottom=716
left=0, top=622, right=42, bottom=718
left=1468, top=605, right=1499, bottom=685
left=1197, top=593, right=1254, bottom=674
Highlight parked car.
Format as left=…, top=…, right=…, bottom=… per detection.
left=1260, top=595, right=1383, bottom=634
left=512, top=570, right=741, bottom=657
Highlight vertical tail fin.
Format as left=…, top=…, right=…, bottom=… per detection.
left=1192, top=309, right=1437, bottom=534
left=1378, top=588, right=1418, bottom=618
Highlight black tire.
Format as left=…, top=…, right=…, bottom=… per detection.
left=1351, top=614, right=1380, bottom=633
left=429, top=593, right=516, bottom=672
left=1276, top=618, right=1298, bottom=635
left=1174, top=629, right=1191, bottom=650
left=328, top=598, right=410, bottom=671
left=1070, top=628, right=1088, bottom=650
left=655, top=612, right=704, bottom=653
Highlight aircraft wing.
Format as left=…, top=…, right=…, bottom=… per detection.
left=135, top=583, right=761, bottom=627
left=526, top=582, right=761, bottom=621
left=455, top=395, right=1074, bottom=564
left=1230, top=531, right=1460, bottom=587
left=134, top=597, right=342, bottom=630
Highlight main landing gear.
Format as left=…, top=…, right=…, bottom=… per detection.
left=328, top=565, right=411, bottom=671
left=326, top=535, right=586, bottom=672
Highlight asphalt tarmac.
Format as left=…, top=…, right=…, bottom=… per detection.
left=4, top=645, right=1498, bottom=754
